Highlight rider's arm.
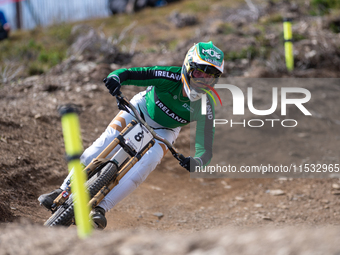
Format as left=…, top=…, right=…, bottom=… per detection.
left=107, top=66, right=215, bottom=166
left=106, top=66, right=181, bottom=87
left=193, top=97, right=215, bottom=167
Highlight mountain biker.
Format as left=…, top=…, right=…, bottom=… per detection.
left=38, top=41, right=224, bottom=229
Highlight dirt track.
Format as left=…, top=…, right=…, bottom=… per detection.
left=1, top=224, right=340, bottom=255
left=1, top=0, right=340, bottom=252
left=0, top=57, right=340, bottom=253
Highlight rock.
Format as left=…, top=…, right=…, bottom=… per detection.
left=149, top=185, right=162, bottom=191
left=23, top=75, right=40, bottom=85
left=305, top=50, right=317, bottom=59
left=0, top=202, right=14, bottom=222
left=168, top=11, right=198, bottom=28
left=235, top=196, right=245, bottom=201
left=110, top=63, right=121, bottom=70
left=96, top=106, right=104, bottom=113
left=153, top=212, right=164, bottom=219
left=269, top=190, right=285, bottom=196
left=277, top=204, right=288, bottom=209
left=73, top=62, right=97, bottom=74
left=332, top=183, right=340, bottom=190
left=297, top=133, right=310, bottom=138
left=209, top=20, right=227, bottom=34
left=67, top=25, right=119, bottom=63
left=83, top=84, right=100, bottom=92
left=289, top=152, right=302, bottom=158
left=244, top=65, right=272, bottom=78
left=90, top=63, right=112, bottom=81
left=262, top=216, right=273, bottom=221
left=41, top=84, right=62, bottom=92
left=221, top=180, right=228, bottom=186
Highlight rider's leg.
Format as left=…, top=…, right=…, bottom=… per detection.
left=97, top=125, right=180, bottom=212
left=80, top=110, right=136, bottom=167
left=39, top=109, right=134, bottom=209
left=58, top=109, right=135, bottom=190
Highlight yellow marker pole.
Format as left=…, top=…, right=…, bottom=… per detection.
left=283, top=18, right=294, bottom=71
left=59, top=105, right=92, bottom=239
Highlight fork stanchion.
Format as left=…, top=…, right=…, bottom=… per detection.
left=283, top=18, right=294, bottom=72
left=59, top=105, right=92, bottom=239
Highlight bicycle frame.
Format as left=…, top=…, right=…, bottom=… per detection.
left=51, top=93, right=186, bottom=212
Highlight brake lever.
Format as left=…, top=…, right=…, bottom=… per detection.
left=115, top=93, right=130, bottom=113
left=168, top=148, right=186, bottom=162
left=176, top=153, right=186, bottom=162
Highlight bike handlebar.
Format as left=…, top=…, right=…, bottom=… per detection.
left=115, top=93, right=186, bottom=162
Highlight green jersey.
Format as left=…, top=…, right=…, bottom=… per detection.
left=107, top=66, right=214, bottom=166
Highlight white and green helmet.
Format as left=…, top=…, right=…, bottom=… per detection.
left=181, top=41, right=224, bottom=101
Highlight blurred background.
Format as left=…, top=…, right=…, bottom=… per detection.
left=1, top=0, right=339, bottom=81
left=0, top=0, right=181, bottom=30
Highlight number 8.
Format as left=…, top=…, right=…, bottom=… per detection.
left=134, top=131, right=144, bottom=142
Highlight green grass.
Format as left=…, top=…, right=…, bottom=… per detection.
left=330, top=21, right=340, bottom=33
left=260, top=14, right=284, bottom=25
left=310, top=0, right=340, bottom=15
left=0, top=23, right=72, bottom=77
left=225, top=46, right=258, bottom=61
left=218, top=23, right=235, bottom=35
left=278, top=32, right=307, bottom=44
left=1, top=0, right=338, bottom=81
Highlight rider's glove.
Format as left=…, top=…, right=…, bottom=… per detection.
left=103, top=77, right=121, bottom=96
left=180, top=156, right=201, bottom=172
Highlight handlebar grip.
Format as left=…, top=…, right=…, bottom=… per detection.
left=178, top=154, right=186, bottom=161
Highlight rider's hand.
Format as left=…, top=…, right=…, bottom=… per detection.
left=103, top=77, right=121, bottom=96
left=180, top=156, right=200, bottom=172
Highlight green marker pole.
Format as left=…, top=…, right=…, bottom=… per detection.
left=59, top=105, right=92, bottom=238
left=283, top=18, right=294, bottom=71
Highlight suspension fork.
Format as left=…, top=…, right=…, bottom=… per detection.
left=88, top=139, right=155, bottom=209
left=51, top=121, right=136, bottom=209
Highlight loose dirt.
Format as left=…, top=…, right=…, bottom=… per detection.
left=1, top=0, right=340, bottom=253
left=1, top=59, right=340, bottom=253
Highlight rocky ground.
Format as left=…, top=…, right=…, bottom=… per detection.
left=0, top=0, right=340, bottom=254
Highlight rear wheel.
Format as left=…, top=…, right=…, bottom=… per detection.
left=44, top=162, right=118, bottom=227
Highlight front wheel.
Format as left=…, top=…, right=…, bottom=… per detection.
left=44, top=162, right=118, bottom=227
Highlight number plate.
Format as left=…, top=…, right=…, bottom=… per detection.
left=123, top=123, right=153, bottom=152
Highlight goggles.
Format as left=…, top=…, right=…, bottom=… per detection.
left=189, top=66, right=221, bottom=92
left=192, top=64, right=222, bottom=79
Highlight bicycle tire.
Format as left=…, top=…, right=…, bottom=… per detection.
left=44, top=162, right=118, bottom=227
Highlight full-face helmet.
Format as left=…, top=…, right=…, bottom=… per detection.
left=181, top=41, right=224, bottom=101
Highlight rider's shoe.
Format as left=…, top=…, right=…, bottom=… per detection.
left=38, top=188, right=63, bottom=210
left=90, top=206, right=107, bottom=230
